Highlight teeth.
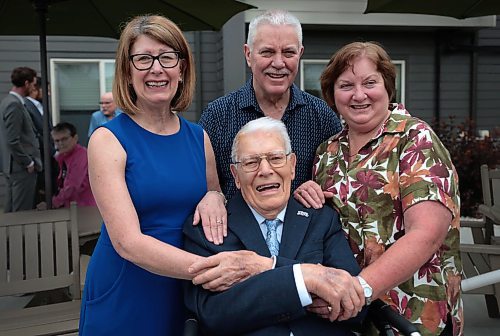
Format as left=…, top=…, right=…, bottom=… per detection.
left=146, top=81, right=167, bottom=87
left=352, top=104, right=369, bottom=109
left=256, top=183, right=280, bottom=191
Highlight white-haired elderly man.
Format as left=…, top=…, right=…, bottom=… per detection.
left=184, top=117, right=366, bottom=335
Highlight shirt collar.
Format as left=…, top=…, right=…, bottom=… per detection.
left=249, top=204, right=287, bottom=224
left=337, top=103, right=409, bottom=145
left=9, top=91, right=25, bottom=104
left=239, top=76, right=306, bottom=113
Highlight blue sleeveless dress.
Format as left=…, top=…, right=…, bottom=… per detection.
left=80, top=113, right=207, bottom=335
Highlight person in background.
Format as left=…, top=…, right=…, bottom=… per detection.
left=37, top=122, right=95, bottom=209
left=184, top=117, right=365, bottom=335
left=24, top=76, right=56, bottom=203
left=297, top=41, right=463, bottom=335
left=0, top=67, right=41, bottom=212
left=199, top=9, right=342, bottom=200
left=87, top=91, right=122, bottom=137
left=80, top=15, right=269, bottom=335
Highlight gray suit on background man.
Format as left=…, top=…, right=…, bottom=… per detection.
left=0, top=67, right=42, bottom=212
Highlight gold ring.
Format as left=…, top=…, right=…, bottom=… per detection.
left=327, top=306, right=332, bottom=313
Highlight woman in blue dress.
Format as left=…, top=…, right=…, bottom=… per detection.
left=79, top=15, right=270, bottom=335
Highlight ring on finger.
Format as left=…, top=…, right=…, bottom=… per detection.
left=215, top=219, right=223, bottom=224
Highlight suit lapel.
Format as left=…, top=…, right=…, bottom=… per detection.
left=228, top=193, right=271, bottom=256
left=279, top=198, right=312, bottom=260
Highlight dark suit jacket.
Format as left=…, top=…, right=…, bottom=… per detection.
left=0, top=93, right=42, bottom=174
left=24, top=97, right=54, bottom=160
left=183, top=192, right=364, bottom=336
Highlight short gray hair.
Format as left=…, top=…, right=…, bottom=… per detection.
left=246, top=9, right=302, bottom=51
left=231, top=117, right=292, bottom=162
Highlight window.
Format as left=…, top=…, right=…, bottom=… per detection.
left=300, top=59, right=406, bottom=104
left=50, top=59, right=115, bottom=145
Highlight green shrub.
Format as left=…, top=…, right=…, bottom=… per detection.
left=432, top=117, right=499, bottom=217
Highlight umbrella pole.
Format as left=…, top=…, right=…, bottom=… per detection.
left=35, top=0, right=53, bottom=209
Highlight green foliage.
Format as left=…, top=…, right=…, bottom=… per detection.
left=432, top=117, right=499, bottom=217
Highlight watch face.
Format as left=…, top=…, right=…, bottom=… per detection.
left=364, top=287, right=373, bottom=297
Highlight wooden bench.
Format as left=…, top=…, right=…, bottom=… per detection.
left=77, top=205, right=102, bottom=256
left=0, top=203, right=81, bottom=335
left=461, top=164, right=500, bottom=318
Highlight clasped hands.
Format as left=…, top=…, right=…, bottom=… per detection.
left=301, top=264, right=365, bottom=321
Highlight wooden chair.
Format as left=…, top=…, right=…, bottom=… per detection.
left=461, top=164, right=500, bottom=318
left=77, top=205, right=102, bottom=256
left=0, top=203, right=81, bottom=335
left=478, top=164, right=500, bottom=244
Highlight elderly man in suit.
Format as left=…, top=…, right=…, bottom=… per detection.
left=183, top=117, right=367, bottom=335
left=0, top=67, right=42, bottom=212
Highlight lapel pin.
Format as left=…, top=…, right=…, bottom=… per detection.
left=297, top=210, right=309, bottom=217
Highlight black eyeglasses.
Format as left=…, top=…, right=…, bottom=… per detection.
left=234, top=151, right=291, bottom=172
left=129, top=51, right=181, bottom=71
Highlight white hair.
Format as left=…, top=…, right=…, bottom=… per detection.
left=246, top=9, right=302, bottom=51
left=231, top=117, right=292, bottom=162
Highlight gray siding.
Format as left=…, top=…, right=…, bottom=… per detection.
left=476, top=17, right=500, bottom=131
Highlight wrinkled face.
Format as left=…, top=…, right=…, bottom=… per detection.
left=129, top=34, right=182, bottom=110
left=334, top=56, right=390, bottom=134
left=99, top=93, right=117, bottom=116
left=230, top=130, right=296, bottom=218
left=244, top=24, right=303, bottom=99
left=52, top=130, right=78, bottom=154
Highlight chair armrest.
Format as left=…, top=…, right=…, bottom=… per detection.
left=460, top=243, right=500, bottom=255
left=478, top=204, right=500, bottom=224
left=460, top=218, right=486, bottom=228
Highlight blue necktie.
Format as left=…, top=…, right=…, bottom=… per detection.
left=265, top=219, right=280, bottom=256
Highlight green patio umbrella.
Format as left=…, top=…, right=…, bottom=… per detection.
left=364, top=0, right=500, bottom=20
left=0, top=0, right=255, bottom=208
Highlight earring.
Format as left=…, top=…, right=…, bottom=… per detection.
left=179, top=78, right=183, bottom=84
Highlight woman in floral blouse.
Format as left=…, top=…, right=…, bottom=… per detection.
left=296, top=42, right=462, bottom=336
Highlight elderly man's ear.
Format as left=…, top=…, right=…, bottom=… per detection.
left=289, top=153, right=297, bottom=180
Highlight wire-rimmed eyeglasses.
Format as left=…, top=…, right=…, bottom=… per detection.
left=233, top=151, right=291, bottom=172
left=129, top=51, right=181, bottom=71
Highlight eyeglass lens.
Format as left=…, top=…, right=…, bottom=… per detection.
left=130, top=52, right=180, bottom=70
left=238, top=152, right=289, bottom=172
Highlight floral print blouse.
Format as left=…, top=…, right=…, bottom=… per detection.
left=313, top=104, right=463, bottom=336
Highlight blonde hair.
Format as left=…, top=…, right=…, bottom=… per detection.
left=113, top=15, right=195, bottom=114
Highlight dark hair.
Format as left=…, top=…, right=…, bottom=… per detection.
left=320, top=41, right=397, bottom=110
left=11, top=67, right=37, bottom=88
left=52, top=122, right=77, bottom=137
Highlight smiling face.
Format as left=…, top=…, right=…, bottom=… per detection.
left=334, top=56, right=390, bottom=134
left=244, top=23, right=303, bottom=100
left=230, top=130, right=296, bottom=218
left=129, top=34, right=183, bottom=111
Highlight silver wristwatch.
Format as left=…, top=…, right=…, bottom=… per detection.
left=357, top=276, right=373, bottom=305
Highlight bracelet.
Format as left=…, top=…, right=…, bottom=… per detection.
left=207, top=190, right=227, bottom=206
